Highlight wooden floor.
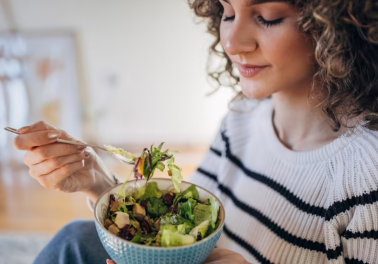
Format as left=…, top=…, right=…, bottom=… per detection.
left=0, top=149, right=203, bottom=234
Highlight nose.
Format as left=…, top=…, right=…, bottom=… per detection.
left=221, top=17, right=257, bottom=56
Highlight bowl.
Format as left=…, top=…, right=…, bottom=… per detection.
left=94, top=178, right=225, bottom=264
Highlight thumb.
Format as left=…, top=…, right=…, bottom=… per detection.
left=106, top=260, right=116, bottom=264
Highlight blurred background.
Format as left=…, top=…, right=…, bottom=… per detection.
left=0, top=0, right=235, bottom=263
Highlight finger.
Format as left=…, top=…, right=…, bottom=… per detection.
left=14, top=130, right=61, bottom=150
left=38, top=161, right=85, bottom=189
left=18, top=121, right=75, bottom=142
left=204, top=249, right=240, bottom=262
left=18, top=121, right=57, bottom=134
left=23, top=143, right=87, bottom=165
left=30, top=150, right=90, bottom=177
left=106, top=260, right=116, bottom=264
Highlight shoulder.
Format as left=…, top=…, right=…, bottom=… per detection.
left=325, top=127, right=378, bottom=214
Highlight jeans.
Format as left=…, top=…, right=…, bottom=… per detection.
left=33, top=220, right=110, bottom=264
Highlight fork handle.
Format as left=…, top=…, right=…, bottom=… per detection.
left=4, top=127, right=107, bottom=151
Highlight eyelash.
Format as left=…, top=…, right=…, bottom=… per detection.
left=222, top=15, right=284, bottom=27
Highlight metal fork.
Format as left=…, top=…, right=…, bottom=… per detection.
left=4, top=127, right=135, bottom=164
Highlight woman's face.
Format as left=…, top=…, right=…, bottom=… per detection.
left=219, top=0, right=316, bottom=99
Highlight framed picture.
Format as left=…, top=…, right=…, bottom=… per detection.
left=0, top=31, right=83, bottom=165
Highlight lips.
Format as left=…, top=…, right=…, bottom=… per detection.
left=234, top=62, right=268, bottom=78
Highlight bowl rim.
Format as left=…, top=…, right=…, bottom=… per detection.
left=94, top=178, right=225, bottom=250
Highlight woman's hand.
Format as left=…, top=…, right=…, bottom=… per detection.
left=106, top=249, right=250, bottom=264
left=14, top=121, right=114, bottom=202
left=204, top=248, right=250, bottom=263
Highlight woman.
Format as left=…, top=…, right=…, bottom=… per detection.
left=14, top=0, right=378, bottom=263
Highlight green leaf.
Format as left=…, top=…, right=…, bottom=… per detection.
left=180, top=198, right=197, bottom=223
left=209, top=197, right=220, bottom=225
left=134, top=185, right=146, bottom=200
left=118, top=203, right=128, bottom=213
left=146, top=197, right=169, bottom=218
left=161, top=229, right=195, bottom=247
left=157, top=142, right=164, bottom=151
left=155, top=161, right=165, bottom=172
left=160, top=224, right=186, bottom=235
left=181, top=184, right=200, bottom=200
left=130, top=219, right=141, bottom=232
left=138, top=182, right=163, bottom=201
left=116, top=180, right=129, bottom=199
left=130, top=232, right=142, bottom=243
left=141, top=233, right=158, bottom=245
left=123, top=196, right=136, bottom=206
left=193, top=203, right=213, bottom=226
left=172, top=194, right=182, bottom=206
left=160, top=213, right=194, bottom=234
left=206, top=221, right=219, bottom=237
left=104, top=145, right=137, bottom=161
left=168, top=163, right=183, bottom=192
left=189, top=220, right=210, bottom=240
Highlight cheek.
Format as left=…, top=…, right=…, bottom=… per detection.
left=263, top=29, right=315, bottom=77
left=240, top=29, right=316, bottom=99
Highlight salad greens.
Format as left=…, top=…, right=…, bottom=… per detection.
left=103, top=143, right=221, bottom=247
left=105, top=143, right=183, bottom=192
left=104, top=182, right=221, bottom=247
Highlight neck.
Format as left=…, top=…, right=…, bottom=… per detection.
left=271, top=83, right=342, bottom=151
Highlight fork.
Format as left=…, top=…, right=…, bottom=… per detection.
left=4, top=127, right=135, bottom=164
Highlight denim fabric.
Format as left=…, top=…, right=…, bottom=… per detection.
left=33, top=220, right=110, bottom=264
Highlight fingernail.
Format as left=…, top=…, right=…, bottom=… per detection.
left=48, top=132, right=60, bottom=140
left=77, top=145, right=86, bottom=151
left=18, top=126, right=30, bottom=133
left=84, top=149, right=91, bottom=158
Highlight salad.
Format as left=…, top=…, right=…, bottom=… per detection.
left=103, top=143, right=221, bottom=247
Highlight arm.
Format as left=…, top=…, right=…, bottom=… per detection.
left=325, top=201, right=378, bottom=263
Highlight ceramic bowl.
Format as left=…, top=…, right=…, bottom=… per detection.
left=94, top=178, right=225, bottom=264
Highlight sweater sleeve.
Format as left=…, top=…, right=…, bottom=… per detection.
left=324, top=131, right=378, bottom=264
left=325, top=204, right=378, bottom=264
left=341, top=203, right=378, bottom=263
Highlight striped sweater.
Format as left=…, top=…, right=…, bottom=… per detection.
left=190, top=98, right=378, bottom=264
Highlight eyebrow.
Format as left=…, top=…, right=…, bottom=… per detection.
left=221, top=0, right=287, bottom=6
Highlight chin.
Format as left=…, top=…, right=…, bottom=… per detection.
left=240, top=81, right=272, bottom=100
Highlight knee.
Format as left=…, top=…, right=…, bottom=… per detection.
left=58, top=219, right=97, bottom=245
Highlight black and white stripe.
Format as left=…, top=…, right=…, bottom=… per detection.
left=198, top=137, right=378, bottom=262
left=189, top=101, right=378, bottom=264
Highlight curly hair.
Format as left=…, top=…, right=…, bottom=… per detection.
left=188, top=0, right=378, bottom=132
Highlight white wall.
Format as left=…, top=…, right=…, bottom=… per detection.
left=1, top=0, right=235, bottom=146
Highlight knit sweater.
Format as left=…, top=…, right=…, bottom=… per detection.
left=190, top=98, right=378, bottom=264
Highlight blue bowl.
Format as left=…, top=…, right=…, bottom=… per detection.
left=94, top=178, right=225, bottom=264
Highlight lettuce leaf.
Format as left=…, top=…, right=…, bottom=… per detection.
left=160, top=224, right=186, bottom=235
left=180, top=198, right=197, bottom=223
left=138, top=182, right=163, bottom=201
left=161, top=229, right=195, bottom=247
left=189, top=220, right=210, bottom=240
left=160, top=213, right=194, bottom=234
left=182, top=184, right=199, bottom=200
left=193, top=203, right=213, bottom=226
left=146, top=197, right=169, bottom=218
left=167, top=157, right=183, bottom=192
left=130, top=232, right=142, bottom=243
left=104, top=145, right=137, bottom=162
left=173, top=184, right=199, bottom=206
left=209, top=197, right=220, bottom=224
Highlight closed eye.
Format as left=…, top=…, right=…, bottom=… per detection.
left=223, top=15, right=235, bottom=22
